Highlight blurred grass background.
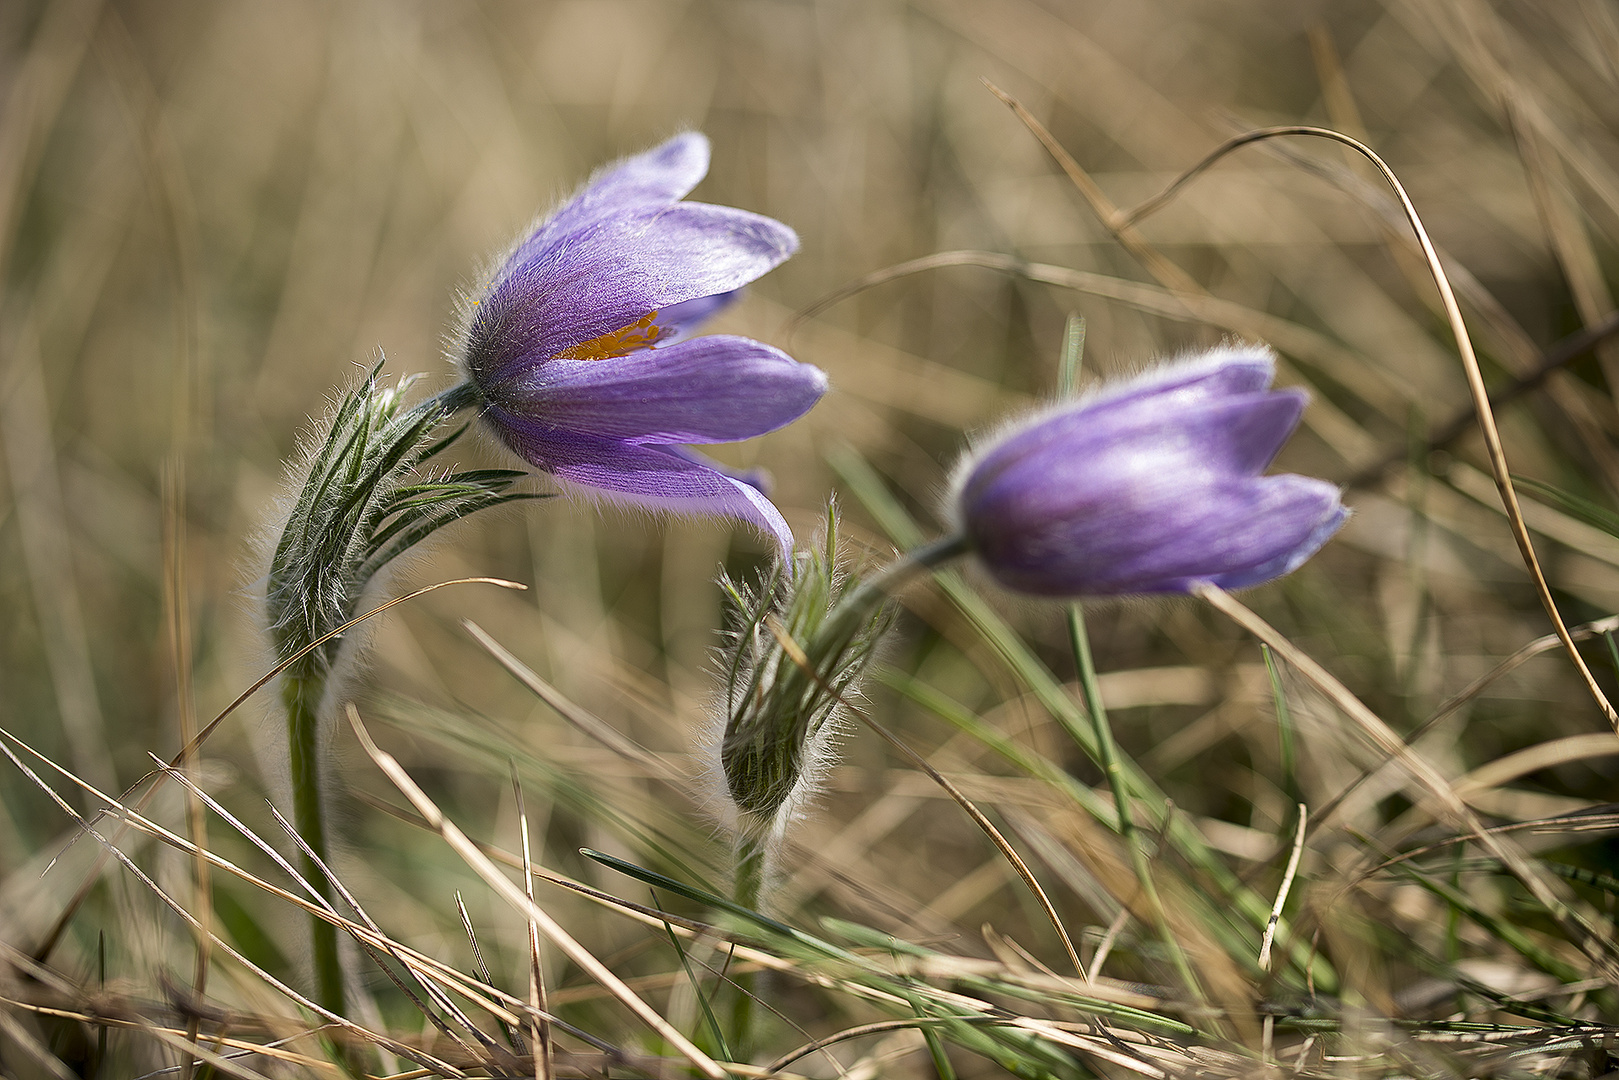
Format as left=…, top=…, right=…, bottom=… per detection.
left=5, top=0, right=1619, bottom=1075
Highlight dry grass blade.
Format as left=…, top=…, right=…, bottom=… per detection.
left=1089, top=907, right=1133, bottom=980
left=0, top=998, right=80, bottom=1080
left=463, top=619, right=678, bottom=781
left=359, top=788, right=834, bottom=1006
left=14, top=732, right=560, bottom=1072
left=1197, top=583, right=1619, bottom=981
left=0, top=0, right=103, bottom=269
left=1005, top=1019, right=1166, bottom=1078
left=1425, top=615, right=1619, bottom=731
left=456, top=892, right=526, bottom=1061
left=766, top=1018, right=963, bottom=1074
left=182, top=578, right=526, bottom=772
left=1346, top=313, right=1619, bottom=487
left=0, top=0, right=117, bottom=832
left=107, top=27, right=211, bottom=1056
left=787, top=249, right=1230, bottom=336
left=51, top=739, right=617, bottom=1047
left=787, top=250, right=1382, bottom=406
left=162, top=460, right=209, bottom=1080
left=1257, top=805, right=1307, bottom=973
left=762, top=617, right=1087, bottom=981
left=360, top=789, right=720, bottom=938
left=1454, top=734, right=1619, bottom=799
left=512, top=766, right=553, bottom=1080
left=1310, top=614, right=1619, bottom=836
left=133, top=1022, right=278, bottom=1080
left=343, top=703, right=730, bottom=1080
left=29, top=576, right=526, bottom=966
left=0, top=727, right=464, bottom=1075
left=263, top=801, right=497, bottom=1067
left=154, top=754, right=499, bottom=1065
left=39, top=744, right=631, bottom=1062
left=1, top=995, right=341, bottom=1075
left=3, top=317, right=115, bottom=800
left=1353, top=814, right=1619, bottom=890
left=982, top=80, right=1201, bottom=298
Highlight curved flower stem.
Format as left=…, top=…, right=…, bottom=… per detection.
left=283, top=666, right=345, bottom=1019
left=432, top=380, right=482, bottom=415
left=1067, top=604, right=1205, bottom=1006
left=261, top=374, right=500, bottom=1035
left=899, top=532, right=973, bottom=572
left=819, top=533, right=969, bottom=642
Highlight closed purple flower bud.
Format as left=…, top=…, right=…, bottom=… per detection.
left=948, top=346, right=1347, bottom=596
left=456, top=133, right=827, bottom=555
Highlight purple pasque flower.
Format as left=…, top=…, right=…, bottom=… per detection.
left=948, top=345, right=1346, bottom=596
left=458, top=133, right=825, bottom=555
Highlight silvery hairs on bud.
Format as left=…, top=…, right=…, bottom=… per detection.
left=260, top=363, right=528, bottom=707
left=258, top=360, right=538, bottom=1015
left=705, top=510, right=895, bottom=861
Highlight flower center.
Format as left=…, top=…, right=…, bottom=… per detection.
left=555, top=310, right=669, bottom=361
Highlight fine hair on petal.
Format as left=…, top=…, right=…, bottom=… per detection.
left=943, top=339, right=1280, bottom=534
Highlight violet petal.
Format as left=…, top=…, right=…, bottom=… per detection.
left=471, top=203, right=798, bottom=386
left=964, top=390, right=1306, bottom=508
left=489, top=422, right=793, bottom=555
left=953, top=347, right=1345, bottom=597
left=501, top=133, right=711, bottom=276
left=654, top=289, right=744, bottom=341
left=459, top=133, right=818, bottom=551
left=495, top=336, right=827, bottom=444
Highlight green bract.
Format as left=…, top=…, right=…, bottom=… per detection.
left=717, top=511, right=892, bottom=831
left=265, top=368, right=534, bottom=678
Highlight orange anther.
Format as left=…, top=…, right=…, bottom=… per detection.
left=556, top=310, right=666, bottom=361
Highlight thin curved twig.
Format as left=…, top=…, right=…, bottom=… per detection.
left=1345, top=311, right=1619, bottom=488
left=1257, top=806, right=1307, bottom=973
left=765, top=1017, right=1001, bottom=1074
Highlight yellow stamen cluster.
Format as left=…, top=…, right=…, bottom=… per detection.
left=556, top=310, right=666, bottom=361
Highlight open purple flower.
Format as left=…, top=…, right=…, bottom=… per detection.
left=456, top=133, right=826, bottom=554
left=948, top=345, right=1346, bottom=596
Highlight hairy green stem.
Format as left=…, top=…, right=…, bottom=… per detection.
left=433, top=379, right=482, bottom=415
left=730, top=832, right=768, bottom=1057
left=722, top=533, right=968, bottom=1055
left=817, top=533, right=969, bottom=647
left=283, top=667, right=346, bottom=1018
